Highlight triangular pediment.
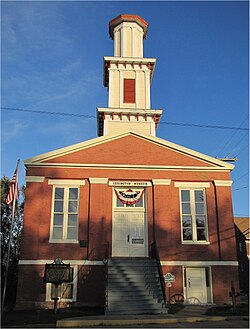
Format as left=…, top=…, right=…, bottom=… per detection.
left=24, top=132, right=234, bottom=170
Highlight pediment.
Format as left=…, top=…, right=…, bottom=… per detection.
left=24, top=132, right=234, bottom=170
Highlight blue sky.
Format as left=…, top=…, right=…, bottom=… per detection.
left=1, top=0, right=249, bottom=217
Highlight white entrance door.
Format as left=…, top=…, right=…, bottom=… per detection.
left=112, top=189, right=147, bottom=257
left=186, top=268, right=207, bottom=304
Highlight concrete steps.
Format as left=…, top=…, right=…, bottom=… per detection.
left=105, top=258, right=168, bottom=315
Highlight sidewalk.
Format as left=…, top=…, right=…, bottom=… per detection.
left=56, top=305, right=249, bottom=328
left=2, top=304, right=249, bottom=328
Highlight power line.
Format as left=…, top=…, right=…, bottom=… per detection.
left=234, top=143, right=249, bottom=157
left=225, top=131, right=249, bottom=158
left=1, top=107, right=96, bottom=119
left=232, top=186, right=249, bottom=191
left=1, top=106, right=249, bottom=131
left=215, top=114, right=249, bottom=157
left=233, top=171, right=249, bottom=185
left=159, top=121, right=248, bottom=131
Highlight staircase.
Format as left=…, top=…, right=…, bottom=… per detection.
left=105, top=258, right=168, bottom=315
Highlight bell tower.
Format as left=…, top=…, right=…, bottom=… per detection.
left=97, top=14, right=162, bottom=137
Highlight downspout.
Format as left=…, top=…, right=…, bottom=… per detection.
left=87, top=179, right=91, bottom=260
left=151, top=181, right=156, bottom=251
left=213, top=181, right=221, bottom=261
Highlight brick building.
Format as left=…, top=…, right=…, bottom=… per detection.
left=16, top=14, right=239, bottom=313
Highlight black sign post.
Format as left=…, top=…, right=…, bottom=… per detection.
left=44, top=258, right=73, bottom=313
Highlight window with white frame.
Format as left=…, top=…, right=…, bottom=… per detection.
left=50, top=186, right=79, bottom=242
left=46, top=266, right=77, bottom=302
left=180, top=189, right=208, bottom=243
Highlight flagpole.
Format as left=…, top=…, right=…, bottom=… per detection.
left=2, top=160, right=20, bottom=314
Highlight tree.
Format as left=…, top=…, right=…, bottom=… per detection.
left=1, top=176, right=25, bottom=311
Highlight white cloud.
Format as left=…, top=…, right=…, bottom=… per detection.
left=1, top=119, right=29, bottom=144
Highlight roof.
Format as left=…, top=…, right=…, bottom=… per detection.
left=109, top=14, right=148, bottom=39
left=234, top=217, right=250, bottom=240
left=24, top=131, right=234, bottom=171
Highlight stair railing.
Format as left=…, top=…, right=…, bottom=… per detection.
left=151, top=242, right=166, bottom=306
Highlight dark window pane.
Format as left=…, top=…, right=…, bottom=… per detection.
left=68, top=214, right=77, bottom=225
left=116, top=197, right=124, bottom=207
left=196, top=216, right=206, bottom=227
left=195, top=190, right=204, bottom=202
left=68, top=200, right=78, bottom=212
left=183, top=228, right=192, bottom=240
left=55, top=188, right=64, bottom=199
left=197, top=228, right=206, bottom=240
left=182, top=203, right=191, bottom=214
left=195, top=203, right=205, bottom=214
left=54, top=200, right=63, bottom=212
left=67, top=227, right=77, bottom=240
left=182, top=215, right=192, bottom=227
left=135, top=197, right=143, bottom=207
left=181, top=190, right=190, bottom=202
left=69, top=188, right=78, bottom=200
left=54, top=214, right=63, bottom=225
left=52, top=227, right=63, bottom=240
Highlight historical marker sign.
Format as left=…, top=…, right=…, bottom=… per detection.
left=44, top=258, right=73, bottom=284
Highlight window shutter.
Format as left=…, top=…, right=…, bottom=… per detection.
left=124, top=79, right=135, bottom=103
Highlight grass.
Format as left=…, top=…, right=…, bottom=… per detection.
left=1, top=306, right=104, bottom=328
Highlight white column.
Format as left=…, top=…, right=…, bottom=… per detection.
left=132, top=27, right=136, bottom=57
left=135, top=68, right=140, bottom=109
left=121, top=25, right=127, bottom=57
left=108, top=68, right=114, bottom=108
left=119, top=70, right=123, bottom=108
left=145, top=69, right=151, bottom=109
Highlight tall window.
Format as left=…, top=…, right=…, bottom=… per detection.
left=180, top=189, right=208, bottom=243
left=50, top=187, right=79, bottom=241
left=123, top=78, right=136, bottom=103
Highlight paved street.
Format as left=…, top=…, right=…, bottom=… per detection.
left=108, top=319, right=249, bottom=328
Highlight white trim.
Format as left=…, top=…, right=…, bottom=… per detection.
left=112, top=188, right=148, bottom=257
left=48, top=179, right=85, bottom=185
left=25, top=163, right=231, bottom=172
left=97, top=108, right=163, bottom=116
left=152, top=179, right=171, bottom=186
left=161, top=261, right=238, bottom=266
left=109, top=181, right=151, bottom=187
left=175, top=182, right=211, bottom=188
left=182, top=241, right=210, bottom=245
left=49, top=239, right=79, bottom=244
left=214, top=180, right=233, bottom=187
left=89, top=178, right=108, bottom=184
left=18, top=259, right=105, bottom=265
left=24, top=131, right=234, bottom=171
left=49, top=186, right=79, bottom=242
left=179, top=188, right=209, bottom=243
left=25, top=176, right=45, bottom=183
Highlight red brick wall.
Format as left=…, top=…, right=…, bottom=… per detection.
left=212, top=266, right=239, bottom=304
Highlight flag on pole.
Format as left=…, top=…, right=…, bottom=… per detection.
left=6, top=161, right=19, bottom=205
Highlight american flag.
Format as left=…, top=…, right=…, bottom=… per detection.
left=6, top=162, right=19, bottom=205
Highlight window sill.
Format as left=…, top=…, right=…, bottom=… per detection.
left=49, top=239, right=79, bottom=244
left=182, top=241, right=210, bottom=245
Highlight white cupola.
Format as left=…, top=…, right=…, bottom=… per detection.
left=97, top=14, right=163, bottom=137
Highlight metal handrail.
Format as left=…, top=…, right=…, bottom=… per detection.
left=151, top=242, right=166, bottom=306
